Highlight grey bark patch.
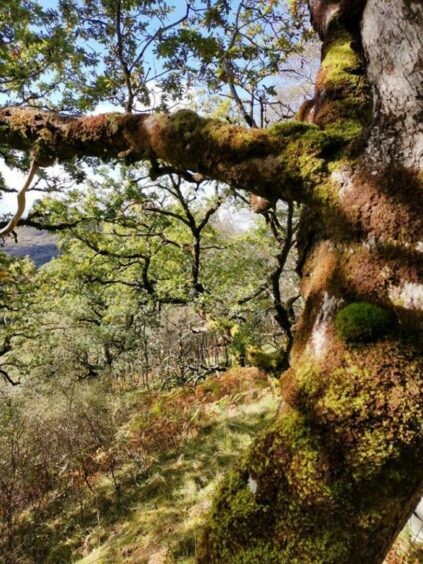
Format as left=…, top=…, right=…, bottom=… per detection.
left=362, top=0, right=423, bottom=169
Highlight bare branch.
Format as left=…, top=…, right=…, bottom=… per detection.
left=0, top=159, right=38, bottom=238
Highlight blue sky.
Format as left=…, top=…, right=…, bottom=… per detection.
left=1, top=1, right=315, bottom=215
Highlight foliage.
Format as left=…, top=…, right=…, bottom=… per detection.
left=0, top=4, right=305, bottom=554
left=246, top=344, right=287, bottom=373
left=0, top=0, right=306, bottom=386
left=0, top=0, right=71, bottom=104
left=1, top=1, right=417, bottom=562
left=0, top=156, right=301, bottom=385
left=0, top=0, right=315, bottom=119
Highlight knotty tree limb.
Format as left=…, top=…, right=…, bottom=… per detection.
left=0, top=159, right=38, bottom=237
left=0, top=107, right=335, bottom=208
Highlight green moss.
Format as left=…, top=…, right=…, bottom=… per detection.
left=315, top=29, right=371, bottom=141
left=169, top=109, right=203, bottom=132
left=200, top=338, right=423, bottom=563
left=255, top=409, right=331, bottom=501
left=318, top=365, right=367, bottom=420
left=270, top=121, right=323, bottom=138
left=288, top=339, right=423, bottom=480
left=163, top=104, right=360, bottom=208
left=198, top=407, right=352, bottom=563
left=246, top=345, right=286, bottom=373
left=173, top=111, right=338, bottom=187
left=324, top=114, right=365, bottom=142
left=107, top=113, right=124, bottom=135
left=289, top=30, right=372, bottom=207
left=336, top=302, right=393, bottom=342
left=273, top=123, right=339, bottom=200
left=294, top=361, right=322, bottom=397
left=320, top=30, right=369, bottom=104
left=271, top=121, right=333, bottom=153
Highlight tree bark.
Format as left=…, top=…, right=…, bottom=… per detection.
left=0, top=106, right=335, bottom=206
left=0, top=1, right=422, bottom=561
left=198, top=1, right=423, bottom=562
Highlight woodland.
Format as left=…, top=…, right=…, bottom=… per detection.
left=0, top=1, right=422, bottom=563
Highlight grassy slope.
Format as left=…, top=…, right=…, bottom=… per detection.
left=43, top=369, right=279, bottom=564
left=11, top=366, right=420, bottom=563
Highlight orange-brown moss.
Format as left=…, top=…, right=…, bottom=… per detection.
left=300, top=240, right=339, bottom=299
left=128, top=367, right=270, bottom=454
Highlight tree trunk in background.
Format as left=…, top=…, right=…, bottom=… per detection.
left=198, top=1, right=423, bottom=562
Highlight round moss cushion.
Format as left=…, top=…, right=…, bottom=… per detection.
left=336, top=302, right=393, bottom=342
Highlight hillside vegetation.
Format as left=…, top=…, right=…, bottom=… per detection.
left=2, top=366, right=419, bottom=564
left=0, top=0, right=422, bottom=561
left=1, top=227, right=58, bottom=266
left=0, top=368, right=280, bottom=563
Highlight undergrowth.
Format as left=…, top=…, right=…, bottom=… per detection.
left=1, top=367, right=420, bottom=563
left=2, top=368, right=278, bottom=563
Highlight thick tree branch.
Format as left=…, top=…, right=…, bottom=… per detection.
left=265, top=202, right=296, bottom=355
left=116, top=0, right=135, bottom=113
left=0, top=107, right=334, bottom=206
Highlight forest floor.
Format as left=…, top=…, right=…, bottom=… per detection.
left=42, top=368, right=280, bottom=563
left=9, top=367, right=421, bottom=564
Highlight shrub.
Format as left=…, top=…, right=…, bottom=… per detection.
left=246, top=346, right=286, bottom=373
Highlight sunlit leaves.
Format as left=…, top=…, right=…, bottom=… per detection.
left=0, top=0, right=314, bottom=118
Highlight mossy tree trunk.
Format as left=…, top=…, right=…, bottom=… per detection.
left=0, top=1, right=422, bottom=562
left=198, top=1, right=423, bottom=562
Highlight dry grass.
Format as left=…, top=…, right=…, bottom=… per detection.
left=28, top=368, right=279, bottom=563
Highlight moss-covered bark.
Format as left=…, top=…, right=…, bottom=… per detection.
left=0, top=107, right=339, bottom=205
left=0, top=0, right=421, bottom=561
left=199, top=336, right=423, bottom=563
left=198, top=1, right=423, bottom=562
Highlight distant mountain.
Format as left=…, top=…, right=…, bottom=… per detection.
left=1, top=227, right=59, bottom=266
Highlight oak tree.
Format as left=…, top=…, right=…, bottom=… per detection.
left=0, top=1, right=422, bottom=562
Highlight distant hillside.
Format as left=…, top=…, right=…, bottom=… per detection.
left=1, top=227, right=59, bottom=266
